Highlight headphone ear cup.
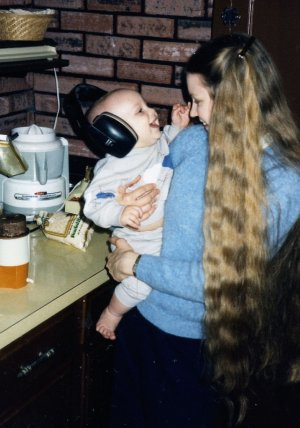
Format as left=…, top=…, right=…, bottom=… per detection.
left=64, top=84, right=138, bottom=158
left=63, top=83, right=107, bottom=124
left=63, top=84, right=108, bottom=157
left=63, top=91, right=85, bottom=139
left=91, top=112, right=138, bottom=158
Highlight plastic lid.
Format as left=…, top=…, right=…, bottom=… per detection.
left=0, top=214, right=28, bottom=238
left=11, top=125, right=62, bottom=152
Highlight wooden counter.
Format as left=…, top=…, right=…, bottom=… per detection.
left=0, top=227, right=110, bottom=350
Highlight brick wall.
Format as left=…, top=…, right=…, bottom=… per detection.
left=0, top=1, right=34, bottom=134
left=0, top=0, right=214, bottom=162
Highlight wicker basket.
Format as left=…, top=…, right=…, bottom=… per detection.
left=0, top=11, right=54, bottom=41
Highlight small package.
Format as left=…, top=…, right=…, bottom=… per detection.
left=36, top=211, right=94, bottom=251
left=65, top=166, right=92, bottom=215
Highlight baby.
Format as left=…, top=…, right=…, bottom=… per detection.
left=83, top=88, right=190, bottom=339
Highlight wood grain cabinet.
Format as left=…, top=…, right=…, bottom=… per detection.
left=80, top=281, right=116, bottom=428
left=212, top=0, right=300, bottom=126
left=0, top=281, right=115, bottom=428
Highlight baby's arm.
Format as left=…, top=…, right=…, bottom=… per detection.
left=84, top=180, right=157, bottom=229
left=83, top=158, right=125, bottom=228
left=171, top=103, right=191, bottom=129
left=160, top=103, right=190, bottom=145
left=84, top=185, right=123, bottom=228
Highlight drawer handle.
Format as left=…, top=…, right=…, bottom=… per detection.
left=17, top=348, right=55, bottom=378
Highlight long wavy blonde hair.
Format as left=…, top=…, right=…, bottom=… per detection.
left=186, top=34, right=300, bottom=423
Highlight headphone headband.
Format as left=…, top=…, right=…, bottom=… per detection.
left=63, top=83, right=138, bottom=158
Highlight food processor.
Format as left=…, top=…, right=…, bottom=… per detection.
left=0, top=124, right=69, bottom=221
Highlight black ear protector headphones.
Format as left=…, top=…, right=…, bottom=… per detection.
left=63, top=83, right=138, bottom=158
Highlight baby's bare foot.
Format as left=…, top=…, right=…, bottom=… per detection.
left=96, top=307, right=123, bottom=340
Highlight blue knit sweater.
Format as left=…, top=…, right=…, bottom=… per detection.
left=137, top=125, right=300, bottom=339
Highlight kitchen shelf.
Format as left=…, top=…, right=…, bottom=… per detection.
left=0, top=57, right=69, bottom=76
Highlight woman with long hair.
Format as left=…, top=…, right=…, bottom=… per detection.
left=186, top=34, right=300, bottom=423
left=239, top=215, right=300, bottom=427
left=105, top=34, right=300, bottom=427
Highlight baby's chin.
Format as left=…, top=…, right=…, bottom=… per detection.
left=152, top=127, right=162, bottom=139
left=135, top=137, right=160, bottom=149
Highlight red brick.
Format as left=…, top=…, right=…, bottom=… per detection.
left=178, top=19, right=212, bottom=41
left=174, top=65, right=184, bottom=86
left=0, top=0, right=31, bottom=5
left=143, top=40, right=198, bottom=63
left=117, top=16, right=174, bottom=38
left=26, top=75, right=34, bottom=89
left=28, top=111, right=35, bottom=124
left=61, top=12, right=113, bottom=34
left=55, top=116, right=74, bottom=136
left=46, top=32, right=83, bottom=52
left=141, top=85, right=184, bottom=106
left=62, top=54, right=114, bottom=77
left=117, top=60, right=172, bottom=84
left=145, top=0, right=205, bottom=17
left=34, top=114, right=72, bottom=136
left=207, top=0, right=214, bottom=18
left=14, top=92, right=35, bottom=111
left=34, top=74, right=83, bottom=94
left=0, top=92, right=34, bottom=115
left=0, top=113, right=28, bottom=135
left=0, top=77, right=30, bottom=94
left=35, top=93, right=58, bottom=113
left=86, top=35, right=140, bottom=59
left=87, top=79, right=138, bottom=92
left=33, top=0, right=84, bottom=9
left=0, top=0, right=213, bottom=163
left=156, top=107, right=171, bottom=128
left=68, top=138, right=98, bottom=158
left=34, top=114, right=55, bottom=130
left=46, top=11, right=59, bottom=30
left=52, top=117, right=99, bottom=158
left=87, top=0, right=141, bottom=13
left=33, top=73, right=57, bottom=94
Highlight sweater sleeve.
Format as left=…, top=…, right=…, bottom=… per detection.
left=160, top=124, right=182, bottom=144
left=135, top=125, right=209, bottom=303
left=137, top=254, right=205, bottom=303
left=83, top=158, right=123, bottom=228
left=134, top=134, right=300, bottom=304
left=265, top=151, right=300, bottom=253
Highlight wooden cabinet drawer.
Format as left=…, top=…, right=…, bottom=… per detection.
left=0, top=368, right=75, bottom=428
left=80, top=281, right=116, bottom=427
left=0, top=304, right=79, bottom=416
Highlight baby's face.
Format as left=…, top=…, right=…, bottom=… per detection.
left=98, top=90, right=161, bottom=149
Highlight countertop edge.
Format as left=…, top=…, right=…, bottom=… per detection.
left=0, top=269, right=109, bottom=350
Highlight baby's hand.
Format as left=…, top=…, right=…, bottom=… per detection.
left=171, top=102, right=191, bottom=129
left=120, top=205, right=143, bottom=229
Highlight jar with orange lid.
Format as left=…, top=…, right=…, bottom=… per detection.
left=0, top=214, right=30, bottom=288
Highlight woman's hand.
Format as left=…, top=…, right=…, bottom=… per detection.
left=116, top=175, right=159, bottom=206
left=116, top=175, right=159, bottom=222
left=106, top=237, right=139, bottom=282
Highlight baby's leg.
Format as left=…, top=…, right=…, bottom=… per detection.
left=96, top=293, right=130, bottom=340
